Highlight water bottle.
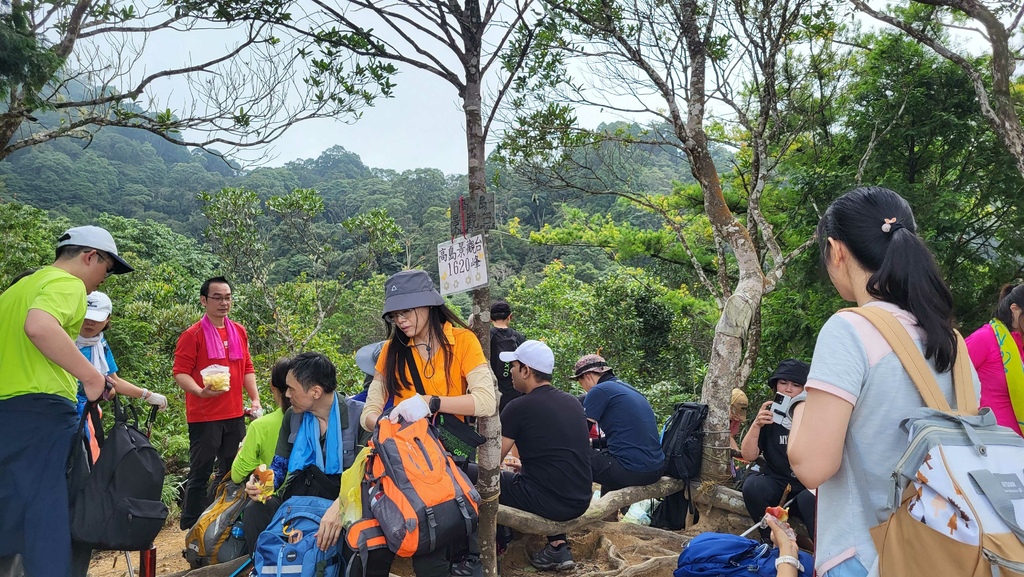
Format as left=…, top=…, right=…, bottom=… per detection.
left=218, top=520, right=246, bottom=563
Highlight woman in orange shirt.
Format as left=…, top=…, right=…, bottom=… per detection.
left=360, top=269, right=495, bottom=431
left=358, top=269, right=495, bottom=577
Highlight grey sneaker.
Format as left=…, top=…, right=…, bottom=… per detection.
left=450, top=554, right=482, bottom=577
left=530, top=544, right=575, bottom=571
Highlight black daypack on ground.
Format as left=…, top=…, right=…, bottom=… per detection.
left=651, top=402, right=708, bottom=531
left=70, top=397, right=168, bottom=551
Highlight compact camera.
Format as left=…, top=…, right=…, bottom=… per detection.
left=769, top=393, right=795, bottom=426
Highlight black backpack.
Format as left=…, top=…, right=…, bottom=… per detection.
left=69, top=397, right=168, bottom=551
left=651, top=402, right=708, bottom=531
left=489, top=328, right=525, bottom=395
left=660, top=402, right=708, bottom=479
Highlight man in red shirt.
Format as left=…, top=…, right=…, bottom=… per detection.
left=173, top=277, right=261, bottom=530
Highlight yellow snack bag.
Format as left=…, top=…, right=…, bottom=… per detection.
left=200, top=364, right=231, bottom=392
left=253, top=464, right=275, bottom=503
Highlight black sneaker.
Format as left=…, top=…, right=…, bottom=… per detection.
left=530, top=544, right=575, bottom=571
left=450, top=554, right=482, bottom=577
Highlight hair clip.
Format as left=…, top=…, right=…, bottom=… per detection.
left=881, top=218, right=897, bottom=233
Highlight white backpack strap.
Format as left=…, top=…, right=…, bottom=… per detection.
left=843, top=307, right=977, bottom=415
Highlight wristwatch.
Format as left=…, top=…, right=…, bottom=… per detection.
left=775, top=555, right=803, bottom=572
left=428, top=395, right=441, bottom=415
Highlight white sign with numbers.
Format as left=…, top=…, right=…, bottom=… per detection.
left=437, top=235, right=488, bottom=296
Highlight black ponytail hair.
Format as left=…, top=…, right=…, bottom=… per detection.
left=270, top=357, right=292, bottom=412
left=382, top=304, right=469, bottom=399
left=817, top=186, right=957, bottom=372
left=993, top=283, right=1024, bottom=332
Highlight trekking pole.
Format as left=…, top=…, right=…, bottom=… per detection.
left=123, top=552, right=135, bottom=577
left=739, top=497, right=795, bottom=538
left=145, top=405, right=158, bottom=439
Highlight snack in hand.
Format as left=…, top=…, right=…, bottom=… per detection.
left=765, top=505, right=789, bottom=523
left=253, top=464, right=275, bottom=503
left=203, top=372, right=231, bottom=392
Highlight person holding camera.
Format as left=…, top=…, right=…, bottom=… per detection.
left=740, top=359, right=815, bottom=544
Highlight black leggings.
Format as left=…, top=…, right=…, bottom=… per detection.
left=741, top=473, right=815, bottom=541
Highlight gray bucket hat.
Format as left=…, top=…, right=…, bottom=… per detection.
left=355, top=341, right=385, bottom=376
left=382, top=270, right=445, bottom=317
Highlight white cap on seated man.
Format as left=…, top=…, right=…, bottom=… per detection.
left=498, top=340, right=555, bottom=376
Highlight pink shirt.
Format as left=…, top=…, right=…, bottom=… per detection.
left=964, top=323, right=1024, bottom=436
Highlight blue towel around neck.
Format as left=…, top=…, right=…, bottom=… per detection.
left=288, top=393, right=343, bottom=475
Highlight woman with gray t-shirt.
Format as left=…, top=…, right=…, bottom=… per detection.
left=787, top=187, right=979, bottom=577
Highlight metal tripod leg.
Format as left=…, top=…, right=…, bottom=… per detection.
left=123, top=552, right=135, bottom=577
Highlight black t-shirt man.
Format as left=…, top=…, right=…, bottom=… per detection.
left=501, top=384, right=592, bottom=514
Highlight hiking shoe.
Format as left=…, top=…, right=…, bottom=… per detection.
left=530, top=544, right=575, bottom=571
left=450, top=554, right=482, bottom=577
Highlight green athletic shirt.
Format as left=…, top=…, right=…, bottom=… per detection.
left=230, top=408, right=284, bottom=484
left=0, top=266, right=87, bottom=402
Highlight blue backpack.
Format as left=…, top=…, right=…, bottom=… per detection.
left=253, top=496, right=345, bottom=577
left=674, top=533, right=813, bottom=577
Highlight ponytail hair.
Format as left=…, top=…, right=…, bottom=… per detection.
left=817, top=186, right=957, bottom=372
left=993, top=283, right=1024, bottom=331
left=270, top=357, right=292, bottom=412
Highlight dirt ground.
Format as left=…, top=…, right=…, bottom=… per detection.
left=88, top=525, right=191, bottom=577
left=87, top=505, right=746, bottom=577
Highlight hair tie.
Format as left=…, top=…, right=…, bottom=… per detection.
left=881, top=218, right=904, bottom=234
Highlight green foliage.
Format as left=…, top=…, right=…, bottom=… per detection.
left=341, top=208, right=404, bottom=277
left=0, top=201, right=69, bottom=285
left=162, top=473, right=185, bottom=517
left=780, top=31, right=1024, bottom=333
left=508, top=261, right=715, bottom=418
left=0, top=11, right=62, bottom=104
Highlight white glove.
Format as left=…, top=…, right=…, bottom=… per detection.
left=389, top=395, right=431, bottom=423
left=250, top=407, right=264, bottom=419
left=141, top=389, right=168, bottom=411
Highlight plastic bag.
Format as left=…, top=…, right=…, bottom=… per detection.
left=340, top=446, right=370, bottom=528
left=200, top=364, right=231, bottom=391
left=622, top=499, right=655, bottom=526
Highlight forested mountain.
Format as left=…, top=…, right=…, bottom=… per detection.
left=0, top=120, right=712, bottom=274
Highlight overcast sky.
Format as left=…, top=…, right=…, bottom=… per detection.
left=110, top=6, right=988, bottom=176
left=264, top=64, right=475, bottom=174
left=112, top=9, right=620, bottom=177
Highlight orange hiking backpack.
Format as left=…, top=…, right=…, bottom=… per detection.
left=364, top=416, right=479, bottom=557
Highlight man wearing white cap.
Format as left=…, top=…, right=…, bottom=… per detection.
left=493, top=340, right=592, bottom=571
left=0, top=225, right=133, bottom=577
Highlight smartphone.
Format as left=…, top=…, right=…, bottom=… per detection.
left=770, top=393, right=794, bottom=426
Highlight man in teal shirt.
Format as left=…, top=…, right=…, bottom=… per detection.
left=0, top=226, right=133, bottom=577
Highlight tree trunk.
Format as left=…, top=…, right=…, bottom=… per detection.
left=672, top=11, right=767, bottom=482
left=0, top=92, right=25, bottom=161
left=685, top=134, right=764, bottom=483
left=495, top=479, right=750, bottom=535
left=463, top=42, right=500, bottom=577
